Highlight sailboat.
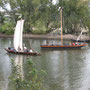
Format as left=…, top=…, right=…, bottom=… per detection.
left=5, top=19, right=40, bottom=55
left=71, top=30, right=90, bottom=43
left=41, top=7, right=87, bottom=49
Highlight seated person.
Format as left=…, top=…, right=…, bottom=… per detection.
left=75, top=42, right=78, bottom=45
left=8, top=47, right=16, bottom=52
left=8, top=47, right=11, bottom=50
left=72, top=43, right=75, bottom=46
left=24, top=47, right=27, bottom=50
left=24, top=47, right=29, bottom=52
left=29, top=49, right=33, bottom=53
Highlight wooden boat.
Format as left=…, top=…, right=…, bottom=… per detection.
left=41, top=7, right=87, bottom=49
left=5, top=18, right=40, bottom=56
left=41, top=44, right=87, bottom=49
left=5, top=48, right=40, bottom=56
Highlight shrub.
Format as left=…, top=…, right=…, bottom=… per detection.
left=0, top=22, right=14, bottom=35
left=32, top=20, right=47, bottom=34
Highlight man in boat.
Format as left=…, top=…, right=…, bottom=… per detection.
left=29, top=49, right=33, bottom=53
left=8, top=47, right=16, bottom=52
left=18, top=47, right=22, bottom=52
left=24, top=47, right=29, bottom=52
left=72, top=43, right=75, bottom=46
left=24, top=46, right=27, bottom=50
left=75, top=42, right=78, bottom=45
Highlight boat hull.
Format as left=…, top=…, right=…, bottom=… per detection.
left=71, top=39, right=90, bottom=43
left=41, top=44, right=87, bottom=49
left=5, top=48, right=41, bottom=56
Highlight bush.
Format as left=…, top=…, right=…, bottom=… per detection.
left=0, top=22, right=14, bottom=35
left=32, top=20, right=47, bottom=34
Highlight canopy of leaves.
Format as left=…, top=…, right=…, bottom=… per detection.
left=0, top=0, right=90, bottom=34
left=58, top=0, right=90, bottom=34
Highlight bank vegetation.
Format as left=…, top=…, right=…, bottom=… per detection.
left=0, top=0, right=90, bottom=35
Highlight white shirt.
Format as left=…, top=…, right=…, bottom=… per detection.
left=30, top=49, right=33, bottom=52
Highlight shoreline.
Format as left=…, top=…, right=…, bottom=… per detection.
left=0, top=33, right=90, bottom=41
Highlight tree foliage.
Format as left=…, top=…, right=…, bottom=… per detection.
left=58, top=0, right=90, bottom=34
left=0, top=0, right=90, bottom=34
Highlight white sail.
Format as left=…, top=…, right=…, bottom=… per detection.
left=77, top=30, right=83, bottom=41
left=14, top=19, right=24, bottom=51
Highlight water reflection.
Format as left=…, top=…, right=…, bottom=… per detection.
left=0, top=38, right=11, bottom=90
left=40, top=50, right=67, bottom=90
left=14, top=55, right=24, bottom=80
left=39, top=49, right=89, bottom=90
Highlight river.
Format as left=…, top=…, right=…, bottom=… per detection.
left=0, top=38, right=90, bottom=90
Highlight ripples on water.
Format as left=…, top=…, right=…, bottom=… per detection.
left=0, top=38, right=90, bottom=90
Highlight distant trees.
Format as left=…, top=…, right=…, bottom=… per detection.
left=0, top=12, right=5, bottom=25
left=0, top=0, right=90, bottom=34
left=58, top=0, right=90, bottom=34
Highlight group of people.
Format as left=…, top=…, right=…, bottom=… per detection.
left=68, top=41, right=80, bottom=46
left=8, top=47, right=16, bottom=52
left=24, top=47, right=33, bottom=53
left=8, top=47, right=33, bottom=53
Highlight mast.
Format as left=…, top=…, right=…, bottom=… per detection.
left=60, top=7, right=63, bottom=45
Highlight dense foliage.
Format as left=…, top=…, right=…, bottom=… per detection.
left=0, top=0, right=90, bottom=34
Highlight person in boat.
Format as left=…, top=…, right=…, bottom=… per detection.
left=29, top=49, right=33, bottom=53
left=75, top=42, right=78, bottom=45
left=72, top=43, right=75, bottom=46
left=18, top=47, right=22, bottom=52
left=8, top=47, right=16, bottom=52
left=8, top=47, right=11, bottom=50
left=24, top=47, right=29, bottom=52
left=24, top=46, right=27, bottom=50
left=69, top=42, right=72, bottom=45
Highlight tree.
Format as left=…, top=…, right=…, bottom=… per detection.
left=0, top=0, right=90, bottom=34
left=58, top=0, right=90, bottom=34
left=6, top=0, right=54, bottom=33
left=0, top=12, right=5, bottom=25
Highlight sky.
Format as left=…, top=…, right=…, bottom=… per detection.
left=0, top=3, right=11, bottom=11
left=0, top=0, right=58, bottom=11
left=52, top=0, right=58, bottom=5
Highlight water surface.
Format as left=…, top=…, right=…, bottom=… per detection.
left=0, top=38, right=90, bottom=90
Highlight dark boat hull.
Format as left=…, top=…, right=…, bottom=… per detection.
left=41, top=44, right=87, bottom=49
left=5, top=48, right=41, bottom=56
left=71, top=39, right=90, bottom=43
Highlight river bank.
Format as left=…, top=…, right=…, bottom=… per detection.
left=0, top=33, right=90, bottom=41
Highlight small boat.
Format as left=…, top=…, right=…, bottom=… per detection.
left=41, top=44, right=87, bottom=49
left=71, top=30, right=90, bottom=43
left=5, top=18, right=40, bottom=56
left=71, top=39, right=90, bottom=43
left=5, top=48, right=40, bottom=55
left=41, top=7, right=87, bottom=49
